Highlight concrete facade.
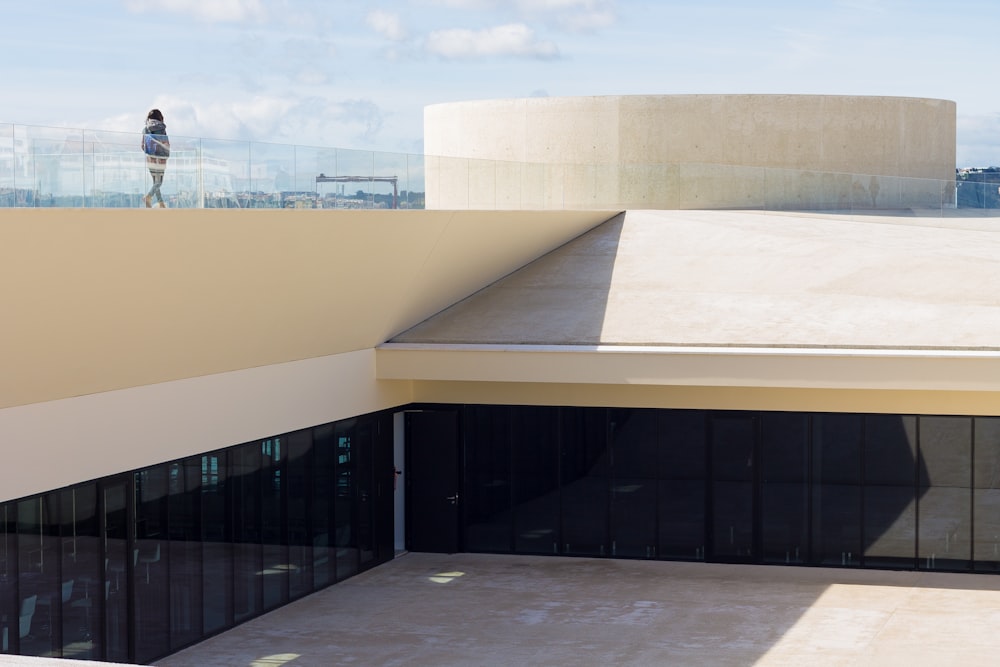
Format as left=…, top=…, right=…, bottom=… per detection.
left=6, top=207, right=1000, bottom=504
left=0, top=208, right=613, bottom=501
left=424, top=95, right=957, bottom=210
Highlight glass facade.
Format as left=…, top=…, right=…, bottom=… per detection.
left=460, top=407, right=1000, bottom=573
left=0, top=412, right=393, bottom=662
left=5, top=403, right=1000, bottom=662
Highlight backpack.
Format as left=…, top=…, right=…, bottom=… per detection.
left=143, top=132, right=170, bottom=158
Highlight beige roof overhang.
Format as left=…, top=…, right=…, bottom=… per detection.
left=376, top=343, right=1000, bottom=393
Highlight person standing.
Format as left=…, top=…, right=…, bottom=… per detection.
left=141, top=109, right=170, bottom=208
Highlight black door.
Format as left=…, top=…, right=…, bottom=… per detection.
left=406, top=411, right=460, bottom=553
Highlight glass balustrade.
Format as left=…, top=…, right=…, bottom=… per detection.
left=0, top=122, right=995, bottom=212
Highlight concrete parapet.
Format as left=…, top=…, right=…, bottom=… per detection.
left=424, top=94, right=957, bottom=210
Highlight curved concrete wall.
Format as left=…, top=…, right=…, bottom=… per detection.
left=424, top=94, right=956, bottom=210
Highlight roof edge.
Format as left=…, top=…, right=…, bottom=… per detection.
left=376, top=343, right=1000, bottom=392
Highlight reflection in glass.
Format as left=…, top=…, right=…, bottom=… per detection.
left=863, top=415, right=916, bottom=569
left=231, top=443, right=262, bottom=623
left=59, top=484, right=101, bottom=660
left=134, top=467, right=169, bottom=663
left=761, top=413, right=808, bottom=565
left=0, top=503, right=13, bottom=655
left=17, top=494, right=57, bottom=657
left=102, top=482, right=128, bottom=662
left=168, top=459, right=203, bottom=650
left=710, top=415, right=755, bottom=560
left=974, top=418, right=1000, bottom=570
left=286, top=430, right=313, bottom=601
left=463, top=407, right=512, bottom=553
left=811, top=414, right=862, bottom=566
left=610, top=409, right=657, bottom=558
left=312, top=425, right=336, bottom=588
left=201, top=451, right=232, bottom=634
left=658, top=411, right=706, bottom=560
left=918, top=417, right=971, bottom=570
left=512, top=407, right=559, bottom=555
left=560, top=408, right=609, bottom=556
left=334, top=421, right=359, bottom=580
left=261, top=438, right=287, bottom=611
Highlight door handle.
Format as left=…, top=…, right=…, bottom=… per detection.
left=446, top=493, right=459, bottom=505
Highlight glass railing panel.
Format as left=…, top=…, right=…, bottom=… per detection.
left=426, top=156, right=471, bottom=209
left=373, top=150, right=424, bottom=209
left=1, top=121, right=995, bottom=214
left=519, top=161, right=549, bottom=209
left=196, top=137, right=251, bottom=208
left=956, top=174, right=999, bottom=210
left=245, top=141, right=296, bottom=208
left=676, top=163, right=768, bottom=210
left=619, top=163, right=680, bottom=210
left=83, top=128, right=148, bottom=208
left=494, top=159, right=525, bottom=210
left=401, top=153, right=426, bottom=209
left=467, top=158, right=499, bottom=210
left=13, top=124, right=86, bottom=206
left=315, top=148, right=375, bottom=208
left=0, top=124, right=14, bottom=207
left=762, top=167, right=805, bottom=211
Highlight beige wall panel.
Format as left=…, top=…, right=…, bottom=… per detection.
left=408, top=380, right=1000, bottom=418
left=0, top=350, right=414, bottom=503
left=0, top=208, right=614, bottom=408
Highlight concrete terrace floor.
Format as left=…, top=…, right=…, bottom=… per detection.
left=154, top=551, right=1000, bottom=667
left=392, top=208, right=1000, bottom=350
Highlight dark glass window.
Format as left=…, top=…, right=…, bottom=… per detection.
left=610, top=409, right=658, bottom=558
left=355, top=420, right=375, bottom=569
left=761, top=413, right=808, bottom=565
left=200, top=451, right=232, bottom=634
left=658, top=410, right=706, bottom=560
left=261, top=438, right=288, bottom=611
left=0, top=504, right=14, bottom=655
left=311, top=425, right=336, bottom=587
left=560, top=408, right=609, bottom=556
left=231, top=443, right=262, bottom=623
left=101, top=481, right=128, bottom=663
left=710, top=414, right=755, bottom=560
left=168, top=458, right=204, bottom=650
left=134, top=466, right=169, bottom=663
left=512, top=407, right=560, bottom=555
left=918, top=417, right=971, bottom=570
left=286, top=429, right=313, bottom=600
left=811, top=414, right=862, bottom=566
left=18, top=494, right=58, bottom=657
left=974, top=418, right=1000, bottom=571
left=863, top=415, right=916, bottom=569
left=463, top=406, right=513, bottom=553
left=334, top=420, right=359, bottom=580
left=59, top=484, right=101, bottom=660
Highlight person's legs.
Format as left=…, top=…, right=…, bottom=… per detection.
left=150, top=170, right=164, bottom=203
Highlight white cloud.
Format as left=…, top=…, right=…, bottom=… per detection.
left=425, top=23, right=559, bottom=59
left=95, top=92, right=395, bottom=150
left=515, top=0, right=616, bottom=32
left=124, top=0, right=268, bottom=23
left=421, top=0, right=616, bottom=32
left=367, top=10, right=408, bottom=41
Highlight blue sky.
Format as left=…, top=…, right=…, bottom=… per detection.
left=2, top=0, right=998, bottom=165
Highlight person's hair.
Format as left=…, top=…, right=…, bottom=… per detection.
left=147, top=108, right=163, bottom=122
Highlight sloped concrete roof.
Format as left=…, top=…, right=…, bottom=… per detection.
left=391, top=209, right=1000, bottom=350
